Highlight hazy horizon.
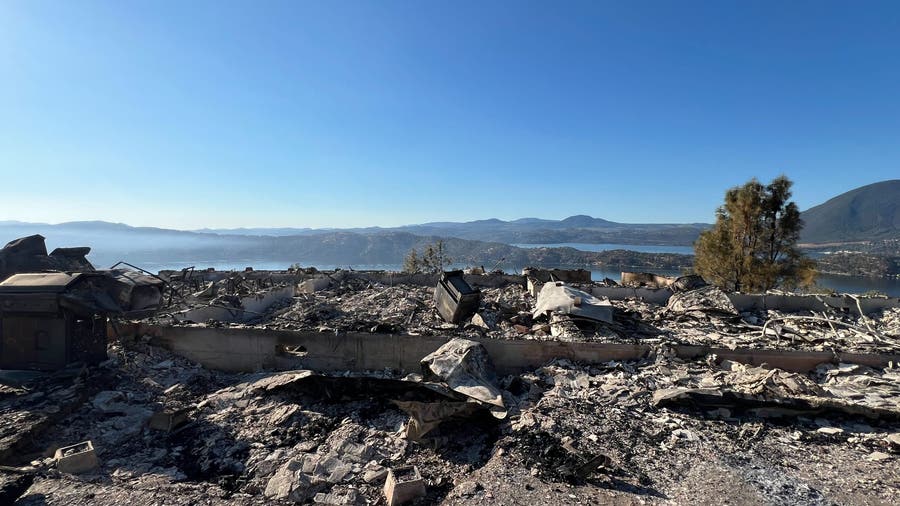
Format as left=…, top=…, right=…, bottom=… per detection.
left=0, top=179, right=900, bottom=232
left=2, top=214, right=711, bottom=232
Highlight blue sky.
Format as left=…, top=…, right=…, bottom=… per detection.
left=1, top=1, right=898, bottom=229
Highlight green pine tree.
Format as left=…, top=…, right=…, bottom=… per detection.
left=694, top=175, right=816, bottom=292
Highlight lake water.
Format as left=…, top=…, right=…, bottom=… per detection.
left=815, top=274, right=900, bottom=297
left=513, top=243, right=695, bottom=255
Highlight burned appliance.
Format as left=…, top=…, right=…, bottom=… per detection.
left=0, top=273, right=106, bottom=370
left=0, top=270, right=164, bottom=371
left=433, top=270, right=481, bottom=324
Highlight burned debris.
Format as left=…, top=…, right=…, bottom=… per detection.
left=665, top=284, right=737, bottom=316
left=0, top=235, right=167, bottom=373
left=432, top=271, right=480, bottom=324
left=0, top=270, right=164, bottom=371
left=0, top=235, right=93, bottom=282
left=2, top=238, right=900, bottom=504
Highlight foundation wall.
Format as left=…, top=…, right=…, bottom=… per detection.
left=117, top=324, right=900, bottom=375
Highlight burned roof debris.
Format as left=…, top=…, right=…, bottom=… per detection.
left=0, top=235, right=94, bottom=281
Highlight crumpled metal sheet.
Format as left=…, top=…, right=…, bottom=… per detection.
left=532, top=282, right=614, bottom=323
left=59, top=270, right=164, bottom=317
left=420, top=338, right=506, bottom=416
left=722, top=360, right=828, bottom=397
left=671, top=275, right=707, bottom=293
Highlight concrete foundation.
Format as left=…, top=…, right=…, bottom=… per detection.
left=117, top=324, right=900, bottom=375
left=592, top=286, right=674, bottom=305
left=523, top=268, right=592, bottom=284
left=349, top=271, right=524, bottom=289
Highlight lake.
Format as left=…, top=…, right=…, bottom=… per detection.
left=513, top=243, right=695, bottom=255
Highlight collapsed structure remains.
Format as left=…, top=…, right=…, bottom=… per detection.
left=1, top=234, right=899, bottom=505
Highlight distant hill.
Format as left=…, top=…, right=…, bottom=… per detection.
left=0, top=221, right=692, bottom=273
left=801, top=180, right=900, bottom=244
left=202, top=215, right=710, bottom=246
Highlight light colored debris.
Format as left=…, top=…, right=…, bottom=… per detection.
left=420, top=338, right=506, bottom=412
left=533, top=282, right=614, bottom=324
left=667, top=285, right=737, bottom=315
left=383, top=466, right=426, bottom=506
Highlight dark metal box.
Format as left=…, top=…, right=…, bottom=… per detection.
left=0, top=272, right=106, bottom=370
left=433, top=270, right=480, bottom=324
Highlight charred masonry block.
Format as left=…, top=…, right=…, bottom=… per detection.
left=383, top=466, right=426, bottom=506
left=55, top=440, right=99, bottom=474
left=433, top=271, right=480, bottom=324
left=149, top=407, right=190, bottom=432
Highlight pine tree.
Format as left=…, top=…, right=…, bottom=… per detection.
left=694, top=175, right=816, bottom=292
left=422, top=244, right=437, bottom=272
left=433, top=239, right=450, bottom=271
left=402, top=249, right=420, bottom=273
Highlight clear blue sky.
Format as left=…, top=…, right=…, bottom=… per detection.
left=1, top=0, right=898, bottom=229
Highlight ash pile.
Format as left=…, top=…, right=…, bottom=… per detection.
left=218, top=268, right=624, bottom=342
left=3, top=332, right=900, bottom=504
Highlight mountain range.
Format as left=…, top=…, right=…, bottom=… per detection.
left=0, top=222, right=691, bottom=273
left=192, top=180, right=900, bottom=245
left=197, top=215, right=710, bottom=246
left=2, top=180, right=898, bottom=269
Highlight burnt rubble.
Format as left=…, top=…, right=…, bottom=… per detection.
left=3, top=334, right=899, bottom=505
left=0, top=236, right=166, bottom=371
left=0, top=235, right=94, bottom=282
left=2, top=258, right=900, bottom=504
left=159, top=268, right=900, bottom=356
